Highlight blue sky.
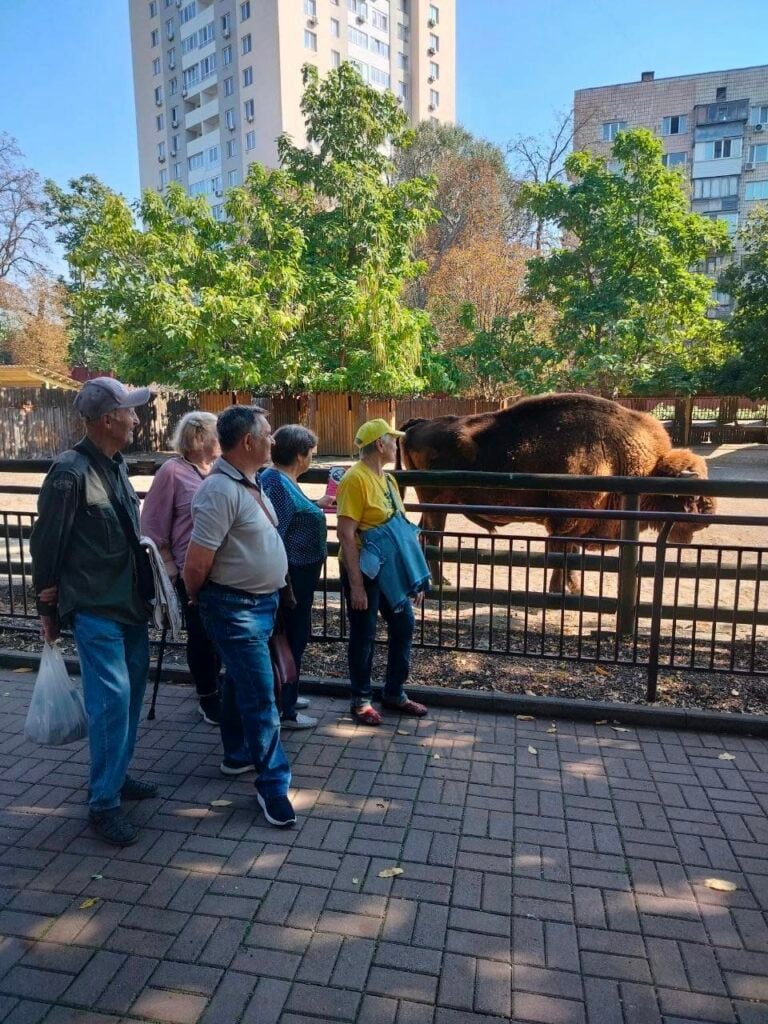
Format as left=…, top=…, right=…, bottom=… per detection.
left=0, top=0, right=766, bottom=201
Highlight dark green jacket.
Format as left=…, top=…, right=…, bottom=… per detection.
left=30, top=436, right=148, bottom=626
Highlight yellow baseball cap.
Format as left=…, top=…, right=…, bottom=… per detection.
left=354, top=418, right=405, bottom=447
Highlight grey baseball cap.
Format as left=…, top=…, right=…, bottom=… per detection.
left=73, top=377, right=154, bottom=419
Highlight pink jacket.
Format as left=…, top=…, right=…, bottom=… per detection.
left=140, top=457, right=206, bottom=578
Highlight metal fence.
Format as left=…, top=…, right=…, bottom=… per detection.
left=2, top=461, right=767, bottom=701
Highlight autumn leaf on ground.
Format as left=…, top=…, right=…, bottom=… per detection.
left=528, top=745, right=538, bottom=755
left=79, top=898, right=99, bottom=909
left=378, top=867, right=404, bottom=878
left=718, top=753, right=736, bottom=761
left=704, top=878, right=737, bottom=892
left=210, top=799, right=232, bottom=807
left=546, top=726, right=557, bottom=734
left=396, top=730, right=409, bottom=736
left=594, top=666, right=610, bottom=676
left=612, top=727, right=630, bottom=733
left=595, top=720, right=608, bottom=726
left=516, top=715, right=535, bottom=721
left=12, top=667, right=32, bottom=673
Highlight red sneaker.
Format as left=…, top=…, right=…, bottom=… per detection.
left=351, top=705, right=382, bottom=726
left=381, top=698, right=428, bottom=718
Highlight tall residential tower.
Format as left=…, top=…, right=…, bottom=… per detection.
left=130, top=0, right=456, bottom=215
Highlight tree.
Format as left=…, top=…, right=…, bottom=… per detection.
left=521, top=128, right=731, bottom=396
left=0, top=134, right=50, bottom=281
left=0, top=276, right=69, bottom=371
left=719, top=207, right=768, bottom=396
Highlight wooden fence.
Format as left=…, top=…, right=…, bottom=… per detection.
left=1, top=387, right=767, bottom=458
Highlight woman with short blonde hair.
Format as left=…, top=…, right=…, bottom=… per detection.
left=141, top=410, right=222, bottom=724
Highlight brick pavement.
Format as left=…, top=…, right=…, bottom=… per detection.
left=1, top=669, right=768, bottom=1023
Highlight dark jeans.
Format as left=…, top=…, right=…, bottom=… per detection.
left=176, top=577, right=219, bottom=700
left=198, top=586, right=290, bottom=797
left=282, top=560, right=323, bottom=720
left=341, top=570, right=413, bottom=709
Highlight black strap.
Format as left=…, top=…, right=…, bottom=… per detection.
left=74, top=442, right=155, bottom=602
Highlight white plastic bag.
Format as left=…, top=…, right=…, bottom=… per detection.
left=24, top=642, right=88, bottom=746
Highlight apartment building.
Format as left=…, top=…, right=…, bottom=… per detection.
left=574, top=64, right=768, bottom=312
left=130, top=0, right=456, bottom=216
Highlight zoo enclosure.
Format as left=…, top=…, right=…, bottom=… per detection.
left=1, top=388, right=768, bottom=458
left=1, top=462, right=767, bottom=702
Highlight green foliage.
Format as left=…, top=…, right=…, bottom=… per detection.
left=520, top=128, right=731, bottom=395
left=720, top=206, right=768, bottom=397
left=45, top=63, right=438, bottom=394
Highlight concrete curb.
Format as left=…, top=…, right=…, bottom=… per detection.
left=2, top=646, right=767, bottom=737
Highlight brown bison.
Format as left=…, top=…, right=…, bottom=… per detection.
left=398, top=393, right=716, bottom=593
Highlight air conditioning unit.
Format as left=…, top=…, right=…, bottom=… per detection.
left=171, top=118, right=179, bottom=128
left=755, top=123, right=765, bottom=132
left=427, top=18, right=436, bottom=27
left=427, top=75, right=435, bottom=83
left=427, top=46, right=436, bottom=56
left=155, top=98, right=163, bottom=106
left=744, top=162, right=754, bottom=170
left=246, top=114, right=254, bottom=122
left=158, top=155, right=166, bottom=162
left=182, top=88, right=188, bottom=97
left=428, top=104, right=435, bottom=112
left=228, top=123, right=236, bottom=131
left=175, top=0, right=182, bottom=7
left=169, top=59, right=176, bottom=69
left=223, top=26, right=230, bottom=37
left=396, top=95, right=404, bottom=104
left=308, top=16, right=318, bottom=26
left=215, top=190, right=223, bottom=197
left=356, top=13, right=366, bottom=22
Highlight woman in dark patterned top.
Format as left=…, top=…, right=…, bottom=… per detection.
left=261, top=425, right=334, bottom=729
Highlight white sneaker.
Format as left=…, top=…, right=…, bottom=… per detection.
left=281, top=713, right=318, bottom=730
left=295, top=697, right=310, bottom=709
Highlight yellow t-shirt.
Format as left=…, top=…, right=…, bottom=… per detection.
left=336, top=461, right=404, bottom=542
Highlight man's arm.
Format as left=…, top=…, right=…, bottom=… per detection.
left=30, top=469, right=79, bottom=640
left=182, top=542, right=217, bottom=604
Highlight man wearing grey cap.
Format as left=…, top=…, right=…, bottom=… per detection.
left=30, top=377, right=157, bottom=846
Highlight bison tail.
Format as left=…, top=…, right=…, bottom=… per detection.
left=650, top=448, right=708, bottom=480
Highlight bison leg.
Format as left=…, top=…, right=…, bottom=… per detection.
left=547, top=540, right=582, bottom=595
left=419, top=507, right=448, bottom=587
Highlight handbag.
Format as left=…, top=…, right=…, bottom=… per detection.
left=74, top=442, right=156, bottom=603
left=269, top=612, right=298, bottom=714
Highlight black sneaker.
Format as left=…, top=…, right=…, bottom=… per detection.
left=89, top=808, right=139, bottom=846
left=120, top=776, right=158, bottom=801
left=220, top=758, right=255, bottom=776
left=198, top=695, right=221, bottom=726
left=256, top=791, right=296, bottom=828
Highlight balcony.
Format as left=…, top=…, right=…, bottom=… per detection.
left=185, top=96, right=219, bottom=130
left=695, top=99, right=749, bottom=126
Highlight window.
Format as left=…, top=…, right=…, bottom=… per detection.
left=173, top=161, right=182, bottom=180
left=154, top=85, right=164, bottom=104
left=429, top=4, right=439, bottom=22
left=697, top=138, right=742, bottom=160
left=750, top=105, right=768, bottom=126
left=369, top=66, right=390, bottom=87
left=331, top=49, right=341, bottom=67
left=429, top=88, right=439, bottom=108
left=198, top=22, right=214, bottom=46
left=350, top=58, right=369, bottom=81
left=151, top=28, right=159, bottom=46
left=221, top=12, right=231, bottom=34
left=371, top=9, right=388, bottom=30
left=157, top=141, right=166, bottom=159
left=211, top=175, right=222, bottom=194
left=398, top=0, right=408, bottom=8
left=304, top=0, right=316, bottom=13
left=153, top=57, right=162, bottom=75
left=212, top=204, right=225, bottom=221
left=188, top=152, right=204, bottom=170
left=244, top=98, right=255, bottom=120
left=397, top=23, right=408, bottom=40
left=370, top=38, right=389, bottom=57
left=661, top=152, right=687, bottom=168
left=397, top=52, right=408, bottom=70
left=169, top=76, right=178, bottom=94
left=716, top=86, right=727, bottom=101
left=661, top=114, right=687, bottom=135
left=711, top=212, right=738, bottom=234
left=348, top=0, right=368, bottom=13
left=246, top=130, right=256, bottom=150
left=745, top=179, right=768, bottom=200
left=330, top=17, right=340, bottom=36
left=749, top=143, right=768, bottom=164
left=243, top=66, right=253, bottom=86
left=208, top=145, right=220, bottom=164
left=602, top=120, right=626, bottom=141
left=167, top=46, right=176, bottom=68
left=241, top=33, right=252, bottom=54
left=183, top=64, right=199, bottom=89
left=159, top=168, right=168, bottom=188
left=228, top=169, right=239, bottom=186
left=693, top=175, right=738, bottom=199
left=225, top=108, right=235, bottom=129
left=429, top=61, right=439, bottom=79
left=304, top=29, right=317, bottom=50
left=170, top=106, right=179, bottom=125
left=224, top=75, right=234, bottom=96
left=190, top=180, right=207, bottom=196
left=226, top=139, right=237, bottom=158
left=156, top=113, right=165, bottom=130
left=223, top=44, right=232, bottom=65
left=349, top=27, right=368, bottom=47
left=171, top=133, right=180, bottom=153
left=149, top=0, right=158, bottom=16
left=165, top=17, right=174, bottom=39
left=180, top=1, right=196, bottom=24
left=428, top=32, right=439, bottom=51
left=240, top=1, right=251, bottom=19
left=181, top=33, right=196, bottom=54
left=200, top=54, right=216, bottom=79
left=397, top=81, right=408, bottom=100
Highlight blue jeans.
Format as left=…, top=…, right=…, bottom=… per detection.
left=198, top=586, right=290, bottom=798
left=341, top=571, right=413, bottom=709
left=73, top=612, right=150, bottom=812
left=282, top=560, right=323, bottom=721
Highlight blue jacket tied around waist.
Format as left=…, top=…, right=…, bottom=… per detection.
left=358, top=514, right=431, bottom=612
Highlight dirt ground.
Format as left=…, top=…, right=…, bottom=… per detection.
left=3, top=444, right=768, bottom=714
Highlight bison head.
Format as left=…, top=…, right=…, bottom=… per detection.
left=640, top=449, right=716, bottom=543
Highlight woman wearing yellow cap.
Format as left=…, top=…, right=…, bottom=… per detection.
left=336, top=419, right=430, bottom=726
